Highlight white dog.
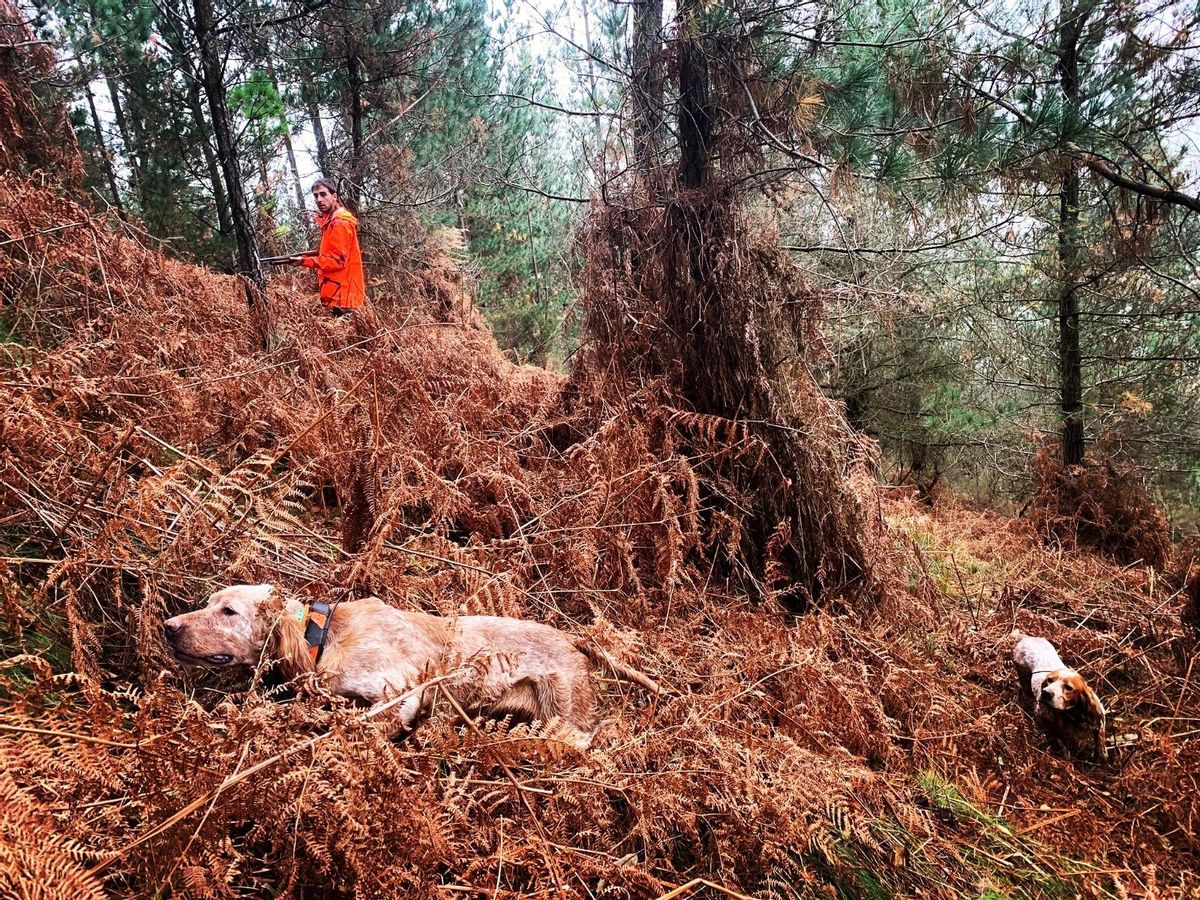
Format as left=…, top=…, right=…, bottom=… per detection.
left=1013, top=634, right=1107, bottom=760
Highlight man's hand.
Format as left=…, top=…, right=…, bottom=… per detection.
left=287, top=255, right=307, bottom=267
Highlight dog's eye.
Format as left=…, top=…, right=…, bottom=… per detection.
left=1064, top=684, right=1074, bottom=692
left=221, top=607, right=238, bottom=617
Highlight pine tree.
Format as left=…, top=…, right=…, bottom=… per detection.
left=948, top=0, right=1200, bottom=466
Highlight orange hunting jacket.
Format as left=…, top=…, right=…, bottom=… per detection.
left=302, top=207, right=366, bottom=309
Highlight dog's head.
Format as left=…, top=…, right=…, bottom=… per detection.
left=1039, top=668, right=1105, bottom=720
left=164, top=584, right=308, bottom=672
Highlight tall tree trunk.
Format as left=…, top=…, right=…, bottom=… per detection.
left=159, top=17, right=233, bottom=239
left=104, top=75, right=143, bottom=209
left=265, top=60, right=307, bottom=215
left=305, top=89, right=331, bottom=176
left=575, top=0, right=880, bottom=612
left=1058, top=167, right=1084, bottom=466
left=580, top=4, right=602, bottom=152
left=124, top=65, right=154, bottom=213
left=631, top=0, right=664, bottom=175
left=84, top=82, right=125, bottom=218
left=1057, top=0, right=1088, bottom=467
left=346, top=52, right=365, bottom=209
left=188, top=75, right=234, bottom=238
left=281, top=126, right=306, bottom=214
left=677, top=5, right=711, bottom=191
left=193, top=0, right=265, bottom=304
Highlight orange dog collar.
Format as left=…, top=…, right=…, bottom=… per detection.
left=301, top=600, right=334, bottom=664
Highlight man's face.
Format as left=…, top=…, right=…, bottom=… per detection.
left=312, top=185, right=338, bottom=214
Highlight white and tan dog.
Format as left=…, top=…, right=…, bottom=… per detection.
left=164, top=585, right=658, bottom=743
left=1013, top=634, right=1107, bottom=760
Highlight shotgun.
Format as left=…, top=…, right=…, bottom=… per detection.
left=261, top=250, right=317, bottom=265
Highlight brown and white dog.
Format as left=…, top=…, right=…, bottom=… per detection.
left=1012, top=634, right=1107, bottom=760
left=164, top=585, right=659, bottom=744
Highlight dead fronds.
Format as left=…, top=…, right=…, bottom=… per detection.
left=1028, top=446, right=1172, bottom=569
left=0, top=78, right=1198, bottom=897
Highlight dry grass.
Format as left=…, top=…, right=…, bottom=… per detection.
left=1027, top=446, right=1172, bottom=571
left=1, top=174, right=1198, bottom=898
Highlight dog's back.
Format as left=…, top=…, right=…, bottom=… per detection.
left=454, top=616, right=598, bottom=733
left=1012, top=634, right=1064, bottom=696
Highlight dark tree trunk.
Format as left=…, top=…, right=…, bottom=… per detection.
left=575, top=0, right=882, bottom=614
left=305, top=89, right=331, bottom=176
left=282, top=125, right=307, bottom=215
left=104, top=75, right=142, bottom=208
left=677, top=17, right=711, bottom=191
left=1057, top=0, right=1088, bottom=467
left=1058, top=167, right=1084, bottom=466
left=193, top=0, right=265, bottom=304
left=661, top=3, right=876, bottom=611
left=188, top=75, right=234, bottom=238
left=124, top=65, right=154, bottom=213
left=84, top=82, right=125, bottom=218
left=159, top=17, right=233, bottom=238
left=631, top=0, right=664, bottom=174
left=347, top=53, right=365, bottom=208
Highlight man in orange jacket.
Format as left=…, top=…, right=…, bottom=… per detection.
left=288, top=178, right=366, bottom=316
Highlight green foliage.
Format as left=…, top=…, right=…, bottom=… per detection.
left=915, top=771, right=1080, bottom=898
left=48, top=0, right=238, bottom=263
left=398, top=6, right=580, bottom=364
left=229, top=71, right=286, bottom=139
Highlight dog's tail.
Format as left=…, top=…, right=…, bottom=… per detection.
left=577, top=641, right=666, bottom=696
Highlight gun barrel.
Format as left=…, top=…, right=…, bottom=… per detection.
left=261, top=251, right=317, bottom=265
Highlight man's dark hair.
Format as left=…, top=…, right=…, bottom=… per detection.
left=311, top=177, right=338, bottom=195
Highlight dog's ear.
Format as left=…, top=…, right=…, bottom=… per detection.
left=269, top=611, right=315, bottom=682
left=1083, top=686, right=1108, bottom=759
left=1083, top=684, right=1105, bottom=719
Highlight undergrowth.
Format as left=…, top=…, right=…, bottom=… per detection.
left=1, top=16, right=1199, bottom=891
left=2, top=173, right=1197, bottom=895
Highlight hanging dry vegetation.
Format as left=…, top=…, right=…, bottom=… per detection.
left=0, top=0, right=83, bottom=185
left=567, top=187, right=886, bottom=615
left=1027, top=446, right=1172, bottom=570
left=2, top=17, right=1200, bottom=898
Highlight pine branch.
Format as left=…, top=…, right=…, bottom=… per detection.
left=954, top=73, right=1200, bottom=213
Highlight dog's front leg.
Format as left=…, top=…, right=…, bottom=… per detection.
left=395, top=690, right=424, bottom=730
left=362, top=677, right=427, bottom=739
left=1095, top=719, right=1109, bottom=761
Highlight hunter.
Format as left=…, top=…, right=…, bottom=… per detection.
left=288, top=178, right=365, bottom=316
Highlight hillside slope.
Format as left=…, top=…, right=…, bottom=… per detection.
left=1, top=27, right=1199, bottom=895
left=3, top=171, right=1198, bottom=899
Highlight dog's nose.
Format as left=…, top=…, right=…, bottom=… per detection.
left=163, top=620, right=182, bottom=644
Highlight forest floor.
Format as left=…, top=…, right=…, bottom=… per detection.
left=2, top=173, right=1199, bottom=899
